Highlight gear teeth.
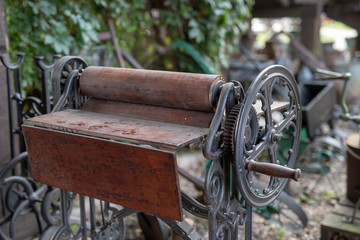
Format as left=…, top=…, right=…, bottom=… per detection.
left=223, top=104, right=243, bottom=162
left=223, top=104, right=259, bottom=162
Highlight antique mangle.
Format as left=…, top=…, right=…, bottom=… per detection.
left=23, top=56, right=302, bottom=239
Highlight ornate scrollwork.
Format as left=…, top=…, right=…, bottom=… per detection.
left=205, top=159, right=225, bottom=213
left=21, top=96, right=44, bottom=119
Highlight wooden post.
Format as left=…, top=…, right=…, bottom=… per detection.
left=0, top=0, right=10, bottom=169
left=301, top=4, right=322, bottom=56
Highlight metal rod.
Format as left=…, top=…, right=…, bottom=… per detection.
left=89, top=198, right=96, bottom=240
left=60, top=190, right=69, bottom=226
left=34, top=55, right=61, bottom=113
left=51, top=70, right=79, bottom=113
left=80, top=195, right=87, bottom=240
left=245, top=204, right=252, bottom=240
left=178, top=167, right=204, bottom=189
left=6, top=68, right=14, bottom=159
left=204, top=82, right=233, bottom=160
left=351, top=198, right=360, bottom=224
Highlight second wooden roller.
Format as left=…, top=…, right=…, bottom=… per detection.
left=80, top=66, right=224, bottom=112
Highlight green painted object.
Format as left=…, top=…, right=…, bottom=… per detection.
left=171, top=41, right=214, bottom=74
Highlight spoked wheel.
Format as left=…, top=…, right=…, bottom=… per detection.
left=275, top=196, right=308, bottom=233
left=224, top=65, right=302, bottom=208
left=51, top=56, right=88, bottom=106
left=41, top=188, right=73, bottom=226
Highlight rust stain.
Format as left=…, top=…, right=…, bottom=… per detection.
left=104, top=121, right=116, bottom=124
left=112, top=129, right=136, bottom=135
left=88, top=125, right=109, bottom=130
left=70, top=122, right=85, bottom=126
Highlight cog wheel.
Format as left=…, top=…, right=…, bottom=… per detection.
left=232, top=65, right=301, bottom=208
left=224, top=104, right=259, bottom=161
left=51, top=56, right=88, bottom=106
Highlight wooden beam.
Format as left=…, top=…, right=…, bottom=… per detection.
left=301, top=4, right=323, bottom=56
left=0, top=0, right=10, bottom=169
left=253, top=6, right=303, bottom=18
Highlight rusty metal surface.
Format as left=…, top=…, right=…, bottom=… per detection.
left=23, top=109, right=208, bottom=150
left=23, top=126, right=182, bottom=221
left=82, top=99, right=214, bottom=128
left=300, top=82, right=336, bottom=140
left=80, top=66, right=223, bottom=112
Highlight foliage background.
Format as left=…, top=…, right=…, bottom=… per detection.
left=7, top=0, right=253, bottom=94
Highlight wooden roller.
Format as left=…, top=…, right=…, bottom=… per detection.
left=82, top=99, right=214, bottom=128
left=80, top=66, right=224, bottom=112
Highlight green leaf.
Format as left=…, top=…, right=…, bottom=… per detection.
left=44, top=35, right=55, bottom=44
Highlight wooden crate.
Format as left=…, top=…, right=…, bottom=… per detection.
left=321, top=198, right=360, bottom=239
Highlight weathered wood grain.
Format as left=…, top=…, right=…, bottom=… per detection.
left=82, top=99, right=214, bottom=128
left=23, top=126, right=182, bottom=220
left=23, top=110, right=207, bottom=150
left=80, top=66, right=223, bottom=112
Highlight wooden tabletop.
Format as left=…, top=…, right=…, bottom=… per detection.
left=23, top=101, right=288, bottom=150
left=23, top=109, right=208, bottom=150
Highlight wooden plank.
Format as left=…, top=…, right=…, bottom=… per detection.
left=321, top=212, right=360, bottom=238
left=332, top=205, right=360, bottom=220
left=82, top=99, right=214, bottom=128
left=80, top=66, right=223, bottom=112
left=340, top=198, right=358, bottom=208
left=23, top=110, right=207, bottom=150
left=23, top=126, right=182, bottom=221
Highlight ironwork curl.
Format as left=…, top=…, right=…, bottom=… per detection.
left=22, top=96, right=44, bottom=119
left=205, top=159, right=225, bottom=213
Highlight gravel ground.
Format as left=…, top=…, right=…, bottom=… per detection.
left=121, top=119, right=353, bottom=240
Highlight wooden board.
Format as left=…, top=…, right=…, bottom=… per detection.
left=23, top=110, right=208, bottom=150
left=321, top=212, right=360, bottom=238
left=321, top=198, right=360, bottom=239
left=23, top=126, right=182, bottom=221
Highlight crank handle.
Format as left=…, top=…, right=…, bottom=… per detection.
left=246, top=160, right=302, bottom=182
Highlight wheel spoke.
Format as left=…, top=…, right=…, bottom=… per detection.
left=61, top=71, right=69, bottom=78
left=247, top=140, right=268, bottom=161
left=262, top=83, right=274, bottom=130
left=274, top=109, right=296, bottom=134
left=11, top=188, right=26, bottom=199
left=66, top=64, right=73, bottom=73
left=268, top=145, right=278, bottom=164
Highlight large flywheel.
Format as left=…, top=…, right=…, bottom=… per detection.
left=225, top=65, right=302, bottom=208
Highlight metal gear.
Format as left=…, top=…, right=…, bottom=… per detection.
left=224, top=104, right=259, bottom=161
left=51, top=56, right=88, bottom=106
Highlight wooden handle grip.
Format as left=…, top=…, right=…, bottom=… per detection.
left=247, top=160, right=302, bottom=181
